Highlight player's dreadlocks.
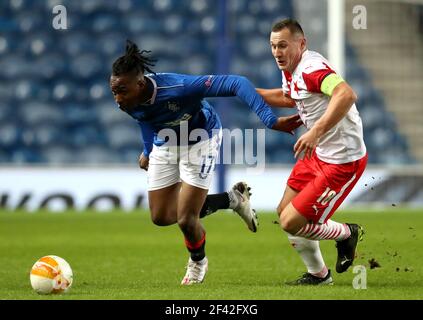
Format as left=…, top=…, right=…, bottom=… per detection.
left=112, top=40, right=156, bottom=76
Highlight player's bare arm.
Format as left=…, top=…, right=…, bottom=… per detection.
left=256, top=88, right=296, bottom=107
left=294, top=82, right=357, bottom=159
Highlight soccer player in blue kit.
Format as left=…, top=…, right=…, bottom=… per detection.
left=110, top=40, right=301, bottom=285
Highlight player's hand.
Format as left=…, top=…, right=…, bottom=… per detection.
left=280, top=95, right=296, bottom=108
left=271, top=114, right=303, bottom=134
left=294, top=129, right=319, bottom=159
left=138, top=153, right=149, bottom=171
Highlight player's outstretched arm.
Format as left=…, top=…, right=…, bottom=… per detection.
left=256, top=88, right=296, bottom=108
left=184, top=74, right=300, bottom=132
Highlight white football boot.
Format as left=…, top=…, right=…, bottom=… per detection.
left=229, top=182, right=258, bottom=232
left=181, top=257, right=208, bottom=285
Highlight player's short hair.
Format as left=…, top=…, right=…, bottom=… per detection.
left=272, top=18, right=304, bottom=36
left=112, top=40, right=156, bottom=76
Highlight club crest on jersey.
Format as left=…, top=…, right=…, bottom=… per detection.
left=167, top=101, right=180, bottom=112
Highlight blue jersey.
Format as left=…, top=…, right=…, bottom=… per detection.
left=121, top=73, right=278, bottom=157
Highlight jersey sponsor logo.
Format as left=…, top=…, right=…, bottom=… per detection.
left=164, top=113, right=192, bottom=127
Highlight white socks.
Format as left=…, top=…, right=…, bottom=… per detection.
left=287, top=234, right=328, bottom=277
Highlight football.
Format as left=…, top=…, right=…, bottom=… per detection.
left=30, top=255, right=73, bottom=294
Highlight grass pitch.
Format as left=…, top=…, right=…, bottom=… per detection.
left=0, top=208, right=422, bottom=300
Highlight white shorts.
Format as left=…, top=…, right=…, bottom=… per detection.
left=147, top=131, right=222, bottom=191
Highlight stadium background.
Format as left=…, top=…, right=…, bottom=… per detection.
left=0, top=0, right=422, bottom=211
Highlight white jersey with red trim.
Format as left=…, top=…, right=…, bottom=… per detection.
left=282, top=50, right=366, bottom=164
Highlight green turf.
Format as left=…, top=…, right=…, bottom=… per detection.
left=0, top=208, right=422, bottom=300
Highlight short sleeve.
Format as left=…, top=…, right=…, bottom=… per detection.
left=301, top=61, right=335, bottom=93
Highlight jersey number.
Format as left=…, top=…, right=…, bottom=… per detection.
left=316, top=187, right=337, bottom=205
left=199, top=155, right=215, bottom=179
left=312, top=187, right=337, bottom=214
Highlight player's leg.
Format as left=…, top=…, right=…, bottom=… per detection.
left=276, top=184, right=299, bottom=216
left=229, top=182, right=258, bottom=232
left=286, top=154, right=368, bottom=274
left=188, top=130, right=258, bottom=232
left=275, top=157, right=332, bottom=285
left=282, top=200, right=333, bottom=285
left=147, top=163, right=256, bottom=229
left=177, top=133, right=220, bottom=285
left=146, top=145, right=180, bottom=226
left=279, top=154, right=363, bottom=238
left=199, top=192, right=230, bottom=218
left=148, top=182, right=181, bottom=226
left=149, top=179, right=257, bottom=229
left=282, top=190, right=353, bottom=284
left=277, top=185, right=324, bottom=278
left=177, top=182, right=209, bottom=285
left=278, top=184, right=332, bottom=285
left=277, top=158, right=315, bottom=234
left=200, top=182, right=258, bottom=232
left=178, top=182, right=208, bottom=259
left=331, top=155, right=368, bottom=272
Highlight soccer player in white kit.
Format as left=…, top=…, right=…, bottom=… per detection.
left=258, top=19, right=368, bottom=285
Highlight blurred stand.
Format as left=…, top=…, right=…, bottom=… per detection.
left=0, top=0, right=421, bottom=209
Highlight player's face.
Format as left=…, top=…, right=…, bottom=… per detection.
left=110, top=74, right=144, bottom=111
left=270, top=29, right=306, bottom=73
